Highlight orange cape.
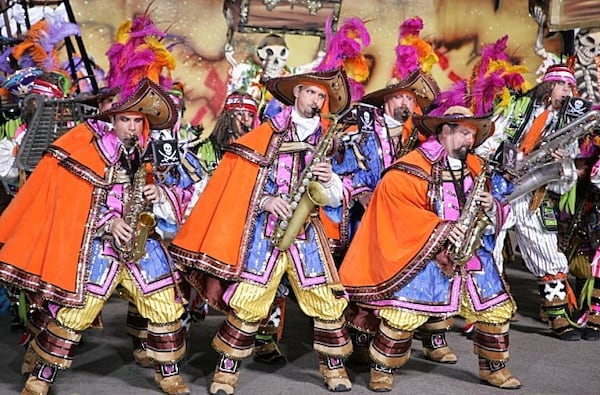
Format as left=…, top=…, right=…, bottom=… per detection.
left=170, top=120, right=280, bottom=278
left=338, top=148, right=482, bottom=302
left=0, top=122, right=122, bottom=306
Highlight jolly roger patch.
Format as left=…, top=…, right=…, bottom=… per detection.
left=152, top=139, right=180, bottom=167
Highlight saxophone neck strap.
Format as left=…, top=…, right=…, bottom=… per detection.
left=445, top=158, right=467, bottom=209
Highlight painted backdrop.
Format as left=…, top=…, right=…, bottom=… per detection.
left=69, top=0, right=555, bottom=129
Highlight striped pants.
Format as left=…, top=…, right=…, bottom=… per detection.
left=31, top=267, right=185, bottom=372
left=509, top=194, right=568, bottom=277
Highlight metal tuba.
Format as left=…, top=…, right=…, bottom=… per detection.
left=506, top=158, right=575, bottom=203
left=271, top=108, right=352, bottom=251
left=514, top=109, right=599, bottom=177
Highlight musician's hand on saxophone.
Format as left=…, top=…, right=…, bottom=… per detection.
left=475, top=191, right=494, bottom=212
left=448, top=222, right=467, bottom=248
left=262, top=196, right=293, bottom=219
left=312, top=161, right=333, bottom=184
left=110, top=217, right=134, bottom=247
left=143, top=184, right=162, bottom=204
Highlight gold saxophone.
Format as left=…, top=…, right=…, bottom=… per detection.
left=448, top=163, right=491, bottom=265
left=271, top=109, right=350, bottom=251
left=396, top=127, right=418, bottom=158
left=114, top=163, right=157, bottom=262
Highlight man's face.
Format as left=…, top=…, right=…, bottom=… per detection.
left=293, top=84, right=327, bottom=118
left=234, top=109, right=256, bottom=133
left=550, top=80, right=574, bottom=109
left=440, top=122, right=477, bottom=161
left=112, top=112, right=145, bottom=149
left=384, top=91, right=415, bottom=122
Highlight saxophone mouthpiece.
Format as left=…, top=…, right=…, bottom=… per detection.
left=124, top=135, right=138, bottom=149
left=311, top=107, right=320, bottom=118
left=394, top=107, right=411, bottom=123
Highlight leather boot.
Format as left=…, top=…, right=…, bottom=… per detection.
left=209, top=355, right=241, bottom=395
left=20, top=346, right=37, bottom=375
left=421, top=332, right=457, bottom=364
left=132, top=338, right=153, bottom=368
left=21, top=362, right=57, bottom=395
left=154, top=363, right=190, bottom=395
left=21, top=375, right=50, bottom=395
left=479, top=358, right=521, bottom=390
left=319, top=355, right=351, bottom=392
left=368, top=364, right=394, bottom=392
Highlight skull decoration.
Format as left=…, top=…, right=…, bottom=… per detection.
left=574, top=29, right=600, bottom=102
left=255, top=34, right=289, bottom=80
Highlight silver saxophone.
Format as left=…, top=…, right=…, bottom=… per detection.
left=448, top=163, right=491, bottom=265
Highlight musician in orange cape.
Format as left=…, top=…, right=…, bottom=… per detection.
left=169, top=68, right=354, bottom=395
left=339, top=105, right=521, bottom=391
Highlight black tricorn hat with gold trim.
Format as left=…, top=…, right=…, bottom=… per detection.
left=93, top=78, right=178, bottom=130
left=266, top=68, right=350, bottom=115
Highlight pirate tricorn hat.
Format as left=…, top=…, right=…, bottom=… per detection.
left=93, top=78, right=177, bottom=130
left=91, top=10, right=177, bottom=130
left=361, top=69, right=440, bottom=110
left=412, top=105, right=494, bottom=148
left=266, top=67, right=351, bottom=115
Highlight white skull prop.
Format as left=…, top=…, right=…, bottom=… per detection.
left=256, top=34, right=289, bottom=79
left=576, top=29, right=600, bottom=66
left=574, top=29, right=600, bottom=102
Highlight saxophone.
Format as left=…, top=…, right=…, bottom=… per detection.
left=271, top=108, right=351, bottom=251
left=394, top=107, right=415, bottom=158
left=114, top=162, right=157, bottom=262
left=448, top=163, right=491, bottom=265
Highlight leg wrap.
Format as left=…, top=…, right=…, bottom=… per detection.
left=155, top=361, right=182, bottom=378
left=126, top=302, right=149, bottom=339
left=539, top=274, right=577, bottom=335
left=586, top=280, right=600, bottom=332
left=313, top=317, right=353, bottom=358
left=257, top=296, right=286, bottom=341
left=26, top=307, right=53, bottom=339
left=212, top=314, right=259, bottom=360
left=369, top=319, right=413, bottom=369
left=473, top=322, right=510, bottom=362
left=420, top=317, right=453, bottom=349
left=31, top=361, right=59, bottom=384
left=146, top=320, right=186, bottom=363
left=30, top=320, right=81, bottom=370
